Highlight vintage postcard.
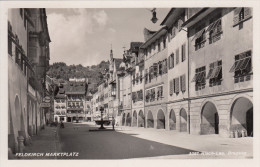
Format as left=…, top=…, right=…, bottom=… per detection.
left=0, top=1, right=259, bottom=167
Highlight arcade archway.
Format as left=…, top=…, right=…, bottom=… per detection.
left=169, top=109, right=176, bottom=130
left=126, top=113, right=131, bottom=126
left=132, top=111, right=137, bottom=127
left=230, top=97, right=253, bottom=137
left=201, top=102, right=219, bottom=135
left=157, top=109, right=165, bottom=129
left=122, top=113, right=126, bottom=126
left=147, top=111, right=154, bottom=128
left=180, top=108, right=187, bottom=132
left=138, top=110, right=145, bottom=127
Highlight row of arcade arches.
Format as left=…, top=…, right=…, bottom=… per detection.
left=121, top=96, right=253, bottom=136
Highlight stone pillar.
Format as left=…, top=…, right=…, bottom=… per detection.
left=18, top=130, right=30, bottom=146
left=17, top=136, right=25, bottom=153
left=176, top=113, right=181, bottom=132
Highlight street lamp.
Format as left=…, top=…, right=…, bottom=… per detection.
left=99, top=106, right=105, bottom=129
left=150, top=8, right=158, bottom=24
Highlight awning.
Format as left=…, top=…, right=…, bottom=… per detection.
left=206, top=68, right=214, bottom=79
left=210, top=66, right=222, bottom=79
left=197, top=72, right=205, bottom=82
left=191, top=73, right=198, bottom=82
left=229, top=57, right=251, bottom=73
left=192, top=72, right=205, bottom=82
left=191, top=29, right=205, bottom=41
left=206, top=19, right=221, bottom=32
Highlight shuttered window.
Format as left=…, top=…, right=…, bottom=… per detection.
left=175, top=77, right=180, bottom=93
left=180, top=74, right=186, bottom=92
left=182, top=43, right=186, bottom=62
left=234, top=8, right=252, bottom=25
left=176, top=48, right=179, bottom=65
left=169, top=80, right=174, bottom=95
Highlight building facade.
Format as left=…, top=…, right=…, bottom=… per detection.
left=183, top=8, right=253, bottom=137
left=141, top=26, right=169, bottom=129
left=8, top=8, right=51, bottom=155
left=54, top=86, right=67, bottom=122
left=66, top=79, right=87, bottom=122
left=161, top=8, right=190, bottom=132
left=127, top=42, right=145, bottom=127
left=90, top=8, right=253, bottom=138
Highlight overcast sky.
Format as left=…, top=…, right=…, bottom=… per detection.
left=46, top=8, right=170, bottom=67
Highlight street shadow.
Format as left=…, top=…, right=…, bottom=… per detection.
left=59, top=124, right=199, bottom=159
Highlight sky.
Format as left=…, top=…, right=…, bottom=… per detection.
left=46, top=8, right=170, bottom=67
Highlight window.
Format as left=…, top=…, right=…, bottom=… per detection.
left=149, top=66, right=153, bottom=82
left=157, top=86, right=163, bottom=100
left=140, top=71, right=143, bottom=83
left=180, top=74, right=186, bottom=92
left=168, top=53, right=174, bottom=69
left=146, top=90, right=151, bottom=102
left=15, top=47, right=21, bottom=66
left=162, top=59, right=167, bottom=74
left=181, top=43, right=186, bottom=62
left=233, top=8, right=252, bottom=25
left=176, top=48, right=179, bottom=65
left=173, top=77, right=180, bottom=93
left=153, top=63, right=158, bottom=77
left=145, top=69, right=148, bottom=84
left=132, top=92, right=137, bottom=103
left=158, top=61, right=163, bottom=75
left=239, top=8, right=244, bottom=21
left=163, top=38, right=166, bottom=49
left=171, top=27, right=176, bottom=39
left=207, top=60, right=222, bottom=87
left=229, top=50, right=252, bottom=83
left=136, top=73, right=139, bottom=84
left=169, top=80, right=174, bottom=96
left=158, top=42, right=161, bottom=52
left=193, top=25, right=206, bottom=51
left=208, top=18, right=222, bottom=44
left=150, top=88, right=155, bottom=102
left=132, top=73, right=135, bottom=85
left=192, top=66, right=206, bottom=91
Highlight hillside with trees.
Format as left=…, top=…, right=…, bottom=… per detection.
left=47, top=61, right=109, bottom=94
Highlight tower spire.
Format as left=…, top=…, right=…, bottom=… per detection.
left=110, top=43, right=113, bottom=60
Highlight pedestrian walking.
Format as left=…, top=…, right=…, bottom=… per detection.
left=112, top=117, right=115, bottom=130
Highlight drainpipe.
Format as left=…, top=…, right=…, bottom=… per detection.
left=187, top=23, right=191, bottom=135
